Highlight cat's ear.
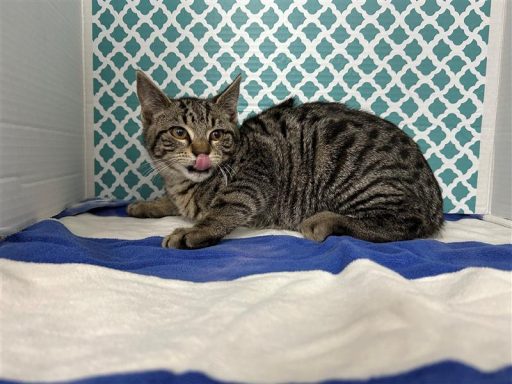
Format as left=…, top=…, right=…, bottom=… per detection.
left=212, top=75, right=241, bottom=124
left=136, top=70, right=170, bottom=125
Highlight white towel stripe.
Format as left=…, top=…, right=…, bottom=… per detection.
left=1, top=259, right=510, bottom=383
left=56, top=214, right=512, bottom=244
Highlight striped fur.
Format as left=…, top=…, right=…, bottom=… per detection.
left=128, top=72, right=444, bottom=249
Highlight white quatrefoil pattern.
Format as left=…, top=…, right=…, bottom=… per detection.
left=92, top=0, right=491, bottom=213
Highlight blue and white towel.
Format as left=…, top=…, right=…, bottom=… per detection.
left=0, top=199, right=511, bottom=384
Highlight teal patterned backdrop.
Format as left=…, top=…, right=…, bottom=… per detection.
left=92, top=0, right=491, bottom=213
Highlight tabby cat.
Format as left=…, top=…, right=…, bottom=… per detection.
left=128, top=71, right=444, bottom=249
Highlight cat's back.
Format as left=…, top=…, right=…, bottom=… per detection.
left=240, top=100, right=443, bottom=231
left=243, top=100, right=401, bottom=145
left=242, top=99, right=422, bottom=172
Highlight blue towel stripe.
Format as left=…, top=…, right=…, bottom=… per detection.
left=1, top=220, right=510, bottom=282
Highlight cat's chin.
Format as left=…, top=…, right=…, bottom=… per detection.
left=178, top=165, right=214, bottom=183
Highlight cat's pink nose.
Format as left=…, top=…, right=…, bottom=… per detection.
left=194, top=154, right=212, bottom=171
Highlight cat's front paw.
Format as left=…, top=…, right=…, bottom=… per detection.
left=162, top=227, right=221, bottom=249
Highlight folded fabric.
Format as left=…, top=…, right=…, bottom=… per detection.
left=0, top=202, right=510, bottom=384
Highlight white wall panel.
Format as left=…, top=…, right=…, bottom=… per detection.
left=0, top=0, right=84, bottom=235
left=490, top=2, right=511, bottom=220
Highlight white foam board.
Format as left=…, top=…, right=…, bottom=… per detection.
left=0, top=0, right=85, bottom=235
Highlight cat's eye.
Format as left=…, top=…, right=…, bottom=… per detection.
left=210, top=129, right=224, bottom=141
left=170, top=127, right=188, bottom=140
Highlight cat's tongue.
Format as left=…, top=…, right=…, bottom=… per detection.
left=194, top=154, right=212, bottom=171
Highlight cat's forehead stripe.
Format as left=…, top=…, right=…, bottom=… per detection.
left=185, top=113, right=194, bottom=125
left=177, top=100, right=187, bottom=112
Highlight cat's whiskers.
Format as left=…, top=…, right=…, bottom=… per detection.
left=218, top=166, right=228, bottom=186
left=140, top=166, right=157, bottom=178
left=141, top=160, right=171, bottom=179
left=141, top=164, right=160, bottom=177
left=139, top=162, right=157, bottom=177
left=219, top=164, right=232, bottom=179
left=223, top=164, right=236, bottom=178
left=140, top=162, right=162, bottom=177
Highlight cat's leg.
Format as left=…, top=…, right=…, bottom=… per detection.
left=127, top=195, right=179, bottom=218
left=162, top=182, right=264, bottom=249
left=162, top=205, right=251, bottom=248
left=300, top=211, right=425, bottom=242
left=300, top=212, right=347, bottom=242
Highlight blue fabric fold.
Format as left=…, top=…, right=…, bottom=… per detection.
left=1, top=220, right=510, bottom=282
left=53, top=198, right=131, bottom=218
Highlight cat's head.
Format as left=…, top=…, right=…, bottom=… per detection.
left=136, top=70, right=241, bottom=183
